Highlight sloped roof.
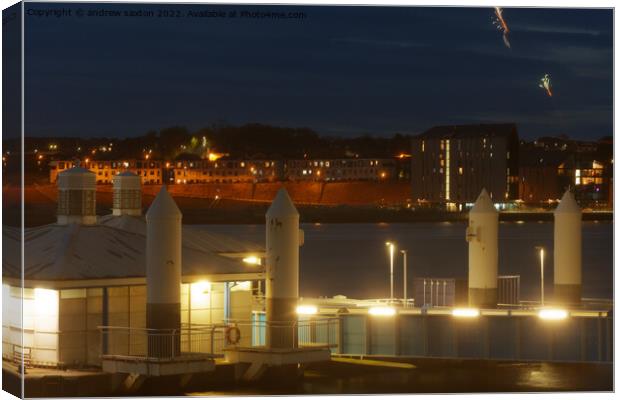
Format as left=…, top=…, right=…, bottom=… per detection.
left=97, top=214, right=264, bottom=254
left=416, top=123, right=517, bottom=139
left=3, top=220, right=264, bottom=281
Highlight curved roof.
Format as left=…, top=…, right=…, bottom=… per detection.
left=97, top=214, right=264, bottom=254
left=3, top=222, right=262, bottom=281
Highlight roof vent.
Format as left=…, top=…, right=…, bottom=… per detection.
left=57, top=165, right=97, bottom=225
left=112, top=171, right=142, bottom=216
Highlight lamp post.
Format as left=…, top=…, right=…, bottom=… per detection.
left=385, top=242, right=395, bottom=303
left=401, top=250, right=408, bottom=307
left=536, top=246, right=545, bottom=305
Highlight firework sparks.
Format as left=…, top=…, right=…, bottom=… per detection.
left=492, top=7, right=511, bottom=48
left=539, top=74, right=553, bottom=97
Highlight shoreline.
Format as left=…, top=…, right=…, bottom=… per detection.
left=3, top=185, right=613, bottom=227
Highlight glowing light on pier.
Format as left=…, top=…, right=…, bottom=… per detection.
left=368, top=306, right=396, bottom=316
left=242, top=256, right=262, bottom=265
left=452, top=308, right=480, bottom=318
left=296, top=305, right=318, bottom=315
left=538, top=309, right=568, bottom=320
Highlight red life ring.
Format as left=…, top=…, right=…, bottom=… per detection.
left=225, top=326, right=241, bottom=345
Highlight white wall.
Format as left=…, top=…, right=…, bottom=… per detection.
left=2, top=285, right=59, bottom=367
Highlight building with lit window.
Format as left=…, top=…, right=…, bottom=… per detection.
left=2, top=181, right=265, bottom=368
left=557, top=155, right=611, bottom=206
left=285, top=158, right=397, bottom=181
left=2, top=220, right=265, bottom=367
left=49, top=157, right=404, bottom=185
left=49, top=159, right=163, bottom=184
left=170, top=159, right=281, bottom=184
left=518, top=148, right=566, bottom=204
left=411, top=124, right=519, bottom=209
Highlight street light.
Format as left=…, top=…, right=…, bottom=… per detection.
left=535, top=246, right=545, bottom=306
left=401, top=250, right=408, bottom=307
left=385, top=241, right=395, bottom=303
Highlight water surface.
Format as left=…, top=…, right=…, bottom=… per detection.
left=206, top=222, right=613, bottom=301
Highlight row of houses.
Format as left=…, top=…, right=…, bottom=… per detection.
left=47, top=124, right=612, bottom=208
left=49, top=158, right=410, bottom=185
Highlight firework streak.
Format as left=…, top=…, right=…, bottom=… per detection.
left=493, top=7, right=511, bottom=48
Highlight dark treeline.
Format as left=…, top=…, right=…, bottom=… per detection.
left=11, top=123, right=413, bottom=161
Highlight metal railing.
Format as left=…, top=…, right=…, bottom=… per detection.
left=99, top=325, right=225, bottom=360
left=298, top=318, right=339, bottom=348
left=227, top=318, right=340, bottom=349
left=99, top=318, right=341, bottom=360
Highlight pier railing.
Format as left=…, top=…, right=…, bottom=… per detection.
left=99, top=318, right=340, bottom=360
left=99, top=325, right=225, bottom=360
left=226, top=318, right=340, bottom=349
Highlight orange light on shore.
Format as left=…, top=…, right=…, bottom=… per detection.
left=208, top=152, right=224, bottom=162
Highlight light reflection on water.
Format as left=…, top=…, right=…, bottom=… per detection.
left=187, top=361, right=612, bottom=395
left=205, top=221, right=612, bottom=301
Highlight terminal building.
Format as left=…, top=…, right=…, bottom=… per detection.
left=411, top=124, right=520, bottom=210
left=3, top=168, right=265, bottom=368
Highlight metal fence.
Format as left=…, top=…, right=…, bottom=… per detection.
left=498, top=275, right=520, bottom=305
left=99, top=318, right=340, bottom=360
left=338, top=312, right=613, bottom=363
left=227, top=318, right=340, bottom=349
left=99, top=325, right=225, bottom=360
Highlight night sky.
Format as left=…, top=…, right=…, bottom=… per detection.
left=15, top=3, right=614, bottom=140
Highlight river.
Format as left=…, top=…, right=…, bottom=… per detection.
left=205, top=221, right=613, bottom=302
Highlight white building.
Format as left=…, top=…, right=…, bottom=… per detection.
left=2, top=170, right=265, bottom=368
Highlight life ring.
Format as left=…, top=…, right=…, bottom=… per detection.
left=225, top=326, right=241, bottom=345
